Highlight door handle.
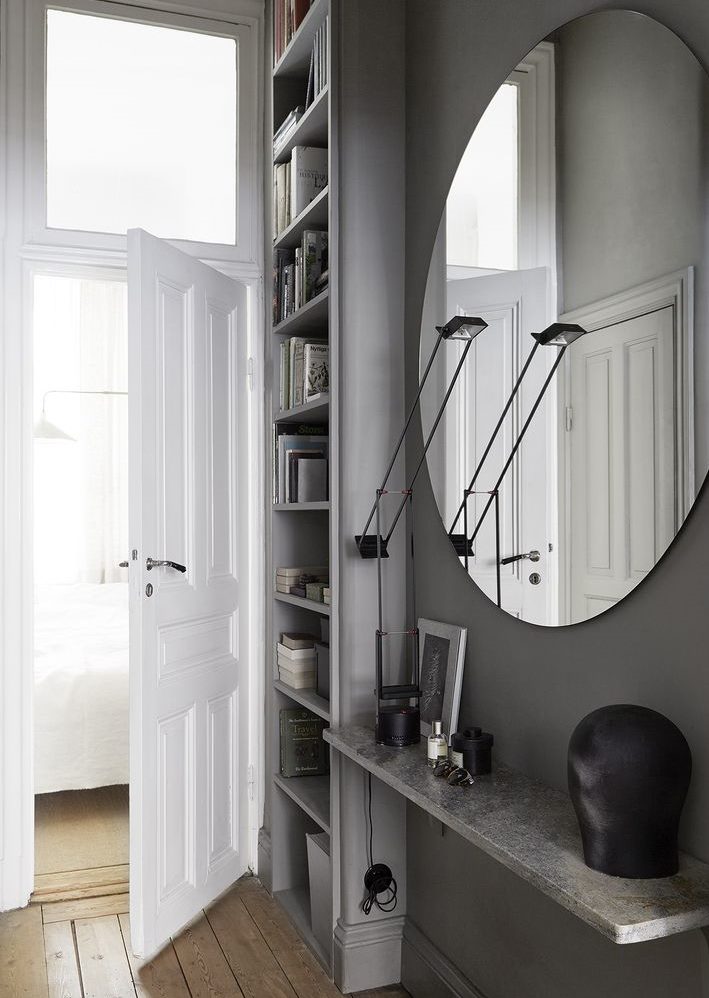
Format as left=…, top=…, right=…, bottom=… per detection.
left=500, top=549, right=541, bottom=566
left=118, top=561, right=129, bottom=568
left=146, top=557, right=187, bottom=573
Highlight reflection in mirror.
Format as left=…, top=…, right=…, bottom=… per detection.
left=421, top=10, right=709, bottom=626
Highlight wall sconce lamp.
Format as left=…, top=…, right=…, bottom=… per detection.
left=355, top=314, right=489, bottom=746
left=33, top=389, right=128, bottom=441
left=448, top=321, right=588, bottom=596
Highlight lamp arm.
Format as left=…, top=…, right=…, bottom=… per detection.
left=41, top=388, right=128, bottom=412
left=448, top=339, right=540, bottom=536
left=357, top=328, right=445, bottom=547
left=468, top=345, right=567, bottom=549
left=384, top=335, right=474, bottom=544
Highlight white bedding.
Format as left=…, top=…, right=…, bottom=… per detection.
left=34, top=583, right=129, bottom=794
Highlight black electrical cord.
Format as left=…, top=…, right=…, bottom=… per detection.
left=362, top=772, right=398, bottom=915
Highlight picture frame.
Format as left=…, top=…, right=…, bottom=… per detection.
left=418, top=618, right=467, bottom=738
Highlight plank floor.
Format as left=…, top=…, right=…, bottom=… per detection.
left=0, top=876, right=410, bottom=998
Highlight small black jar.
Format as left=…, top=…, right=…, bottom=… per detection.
left=568, top=704, right=691, bottom=879
left=450, top=727, right=494, bottom=775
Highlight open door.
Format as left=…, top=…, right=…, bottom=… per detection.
left=128, top=229, right=250, bottom=957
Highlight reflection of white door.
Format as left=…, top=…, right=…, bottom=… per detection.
left=128, top=230, right=250, bottom=957
left=446, top=267, right=551, bottom=623
left=566, top=306, right=675, bottom=622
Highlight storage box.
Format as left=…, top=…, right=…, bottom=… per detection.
left=278, top=666, right=316, bottom=689
left=306, top=831, right=332, bottom=958
left=315, top=641, right=330, bottom=699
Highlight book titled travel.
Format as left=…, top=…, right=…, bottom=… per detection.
left=290, top=146, right=328, bottom=219
left=304, top=342, right=329, bottom=401
left=279, top=708, right=328, bottom=777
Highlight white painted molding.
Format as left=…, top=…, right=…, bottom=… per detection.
left=402, top=920, right=487, bottom=998
left=333, top=914, right=406, bottom=994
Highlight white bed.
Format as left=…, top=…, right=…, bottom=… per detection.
left=34, top=582, right=129, bottom=794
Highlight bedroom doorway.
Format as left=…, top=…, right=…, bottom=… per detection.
left=32, top=270, right=130, bottom=902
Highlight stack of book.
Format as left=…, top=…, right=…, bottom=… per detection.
left=277, top=636, right=317, bottom=690
left=273, top=230, right=328, bottom=323
left=279, top=336, right=329, bottom=410
left=273, top=147, right=327, bottom=240
left=323, top=586, right=331, bottom=606
left=273, top=106, right=304, bottom=159
left=276, top=565, right=328, bottom=595
left=274, top=423, right=328, bottom=504
left=279, top=707, right=328, bottom=777
left=273, top=0, right=313, bottom=65
left=305, top=16, right=329, bottom=109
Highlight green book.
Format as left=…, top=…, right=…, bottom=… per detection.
left=279, top=708, right=329, bottom=777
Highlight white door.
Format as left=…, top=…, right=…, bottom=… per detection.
left=567, top=306, right=675, bottom=622
left=446, top=267, right=552, bottom=622
left=128, top=229, right=250, bottom=957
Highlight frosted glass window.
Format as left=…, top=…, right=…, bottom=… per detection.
left=46, top=10, right=237, bottom=243
left=446, top=83, right=518, bottom=270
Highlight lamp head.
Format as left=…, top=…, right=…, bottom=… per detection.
left=437, top=315, right=489, bottom=341
left=33, top=410, right=76, bottom=441
left=532, top=322, right=588, bottom=346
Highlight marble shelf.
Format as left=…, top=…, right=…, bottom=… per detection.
left=324, top=724, right=709, bottom=945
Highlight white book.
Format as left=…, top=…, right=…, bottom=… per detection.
left=276, top=565, right=328, bottom=578
left=290, top=146, right=328, bottom=219
left=277, top=642, right=318, bottom=661
left=278, top=667, right=316, bottom=690
left=277, top=655, right=316, bottom=674
left=304, top=342, right=329, bottom=401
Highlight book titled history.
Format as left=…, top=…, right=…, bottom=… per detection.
left=290, top=146, right=328, bottom=218
left=279, top=708, right=328, bottom=777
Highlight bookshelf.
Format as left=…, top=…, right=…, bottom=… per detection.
left=266, top=0, right=338, bottom=977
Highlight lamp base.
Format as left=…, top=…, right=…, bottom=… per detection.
left=376, top=706, right=420, bottom=747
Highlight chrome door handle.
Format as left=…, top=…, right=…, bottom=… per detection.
left=146, top=557, right=187, bottom=573
left=118, top=561, right=129, bottom=568
left=500, top=549, right=541, bottom=566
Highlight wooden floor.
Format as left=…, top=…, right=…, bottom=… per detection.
left=0, top=876, right=409, bottom=998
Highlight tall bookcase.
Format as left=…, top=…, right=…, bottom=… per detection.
left=267, top=0, right=339, bottom=973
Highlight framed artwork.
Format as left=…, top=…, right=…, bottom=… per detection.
left=418, top=618, right=467, bottom=737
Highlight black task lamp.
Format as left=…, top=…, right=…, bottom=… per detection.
left=356, top=315, right=488, bottom=747
left=448, top=322, right=588, bottom=597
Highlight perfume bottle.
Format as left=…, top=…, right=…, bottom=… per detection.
left=427, top=721, right=448, bottom=768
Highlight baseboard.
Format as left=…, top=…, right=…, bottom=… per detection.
left=333, top=913, right=406, bottom=993
left=402, top=920, right=487, bottom=998
left=257, top=827, right=273, bottom=893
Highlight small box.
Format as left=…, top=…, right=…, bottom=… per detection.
left=306, top=832, right=332, bottom=957
left=305, top=582, right=326, bottom=602
left=315, top=641, right=330, bottom=699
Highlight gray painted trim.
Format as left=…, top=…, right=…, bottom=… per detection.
left=333, top=914, right=405, bottom=993
left=257, top=827, right=272, bottom=893
left=402, top=920, right=488, bottom=998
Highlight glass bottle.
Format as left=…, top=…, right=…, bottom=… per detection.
left=427, top=720, right=448, bottom=768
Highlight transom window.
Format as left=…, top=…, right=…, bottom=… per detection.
left=46, top=9, right=238, bottom=244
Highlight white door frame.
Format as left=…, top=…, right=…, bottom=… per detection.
left=558, top=268, right=694, bottom=625
left=0, top=0, right=265, bottom=912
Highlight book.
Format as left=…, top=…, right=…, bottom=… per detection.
left=279, top=340, right=290, bottom=410
left=278, top=667, right=317, bottom=690
left=279, top=708, right=328, bottom=776
left=281, top=632, right=318, bottom=650
left=277, top=656, right=317, bottom=676
left=304, top=342, right=329, bottom=401
left=277, top=433, right=328, bottom=504
left=301, top=230, right=328, bottom=303
left=276, top=565, right=328, bottom=579
left=290, top=146, right=328, bottom=219
left=276, top=162, right=290, bottom=235
left=273, top=105, right=304, bottom=155
left=291, top=454, right=328, bottom=503
left=273, top=422, right=327, bottom=502
left=277, top=642, right=318, bottom=661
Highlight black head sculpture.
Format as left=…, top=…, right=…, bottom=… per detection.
left=568, top=704, right=692, bottom=879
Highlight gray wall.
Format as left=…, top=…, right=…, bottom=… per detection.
left=403, top=2, right=709, bottom=995
left=556, top=11, right=709, bottom=473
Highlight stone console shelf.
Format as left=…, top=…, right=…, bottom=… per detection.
left=324, top=724, right=709, bottom=945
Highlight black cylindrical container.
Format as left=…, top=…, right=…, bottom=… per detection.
left=450, top=727, right=493, bottom=774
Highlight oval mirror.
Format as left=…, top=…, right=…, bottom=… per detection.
left=420, top=10, right=708, bottom=626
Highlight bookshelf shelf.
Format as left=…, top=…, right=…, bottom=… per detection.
left=273, top=0, right=329, bottom=78
left=274, top=680, right=330, bottom=721
left=273, top=501, right=329, bottom=511
left=273, top=591, right=331, bottom=615
left=274, top=186, right=329, bottom=250
left=273, top=289, right=329, bottom=336
left=274, top=87, right=329, bottom=164
left=274, top=773, right=331, bottom=834
left=274, top=396, right=329, bottom=423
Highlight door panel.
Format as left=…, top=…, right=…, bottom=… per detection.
left=128, top=229, right=249, bottom=958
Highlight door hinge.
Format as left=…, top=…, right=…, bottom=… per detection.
left=565, top=406, right=573, bottom=432
left=247, top=356, right=255, bottom=391
left=247, top=764, right=255, bottom=801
